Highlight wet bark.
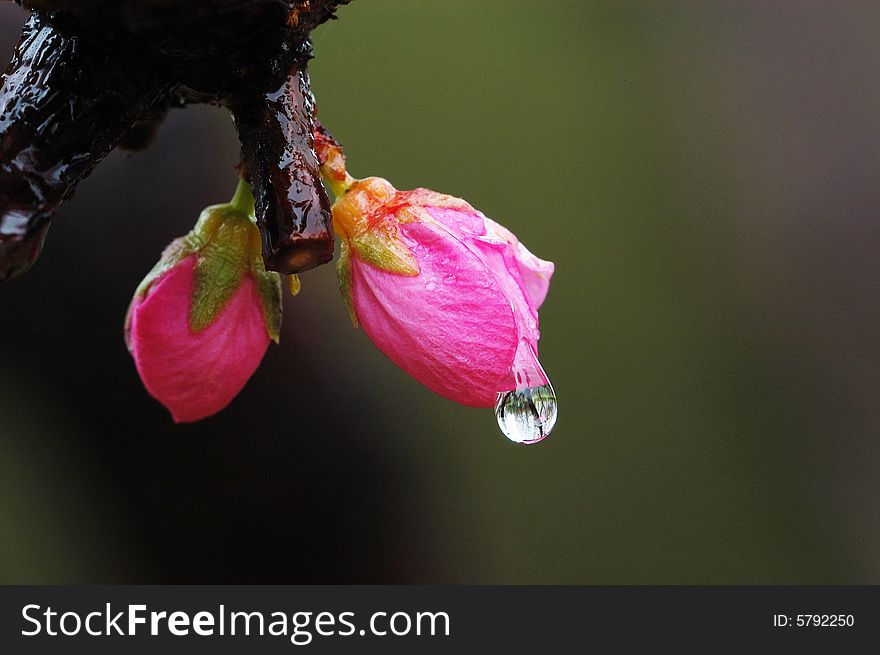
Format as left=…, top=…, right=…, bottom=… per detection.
left=0, top=0, right=347, bottom=279
left=233, top=64, right=333, bottom=274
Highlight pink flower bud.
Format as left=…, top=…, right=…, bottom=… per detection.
left=332, top=178, right=555, bottom=420
left=125, top=182, right=282, bottom=422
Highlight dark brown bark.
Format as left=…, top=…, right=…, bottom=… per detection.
left=233, top=64, right=333, bottom=274
left=0, top=11, right=175, bottom=280
left=0, top=0, right=348, bottom=280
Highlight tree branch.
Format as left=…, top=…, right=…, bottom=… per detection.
left=1, top=0, right=349, bottom=280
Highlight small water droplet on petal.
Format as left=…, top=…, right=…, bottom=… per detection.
left=495, top=382, right=557, bottom=444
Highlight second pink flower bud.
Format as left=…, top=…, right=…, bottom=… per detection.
left=125, top=181, right=282, bottom=423
left=317, top=128, right=557, bottom=443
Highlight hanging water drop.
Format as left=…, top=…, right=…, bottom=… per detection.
left=495, top=382, right=557, bottom=444
left=287, top=273, right=301, bottom=296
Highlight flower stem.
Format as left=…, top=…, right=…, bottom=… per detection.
left=229, top=178, right=256, bottom=215
left=324, top=172, right=355, bottom=199
left=313, top=120, right=355, bottom=198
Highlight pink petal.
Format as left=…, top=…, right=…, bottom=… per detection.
left=509, top=239, right=555, bottom=310
left=413, top=195, right=486, bottom=238
left=128, top=256, right=270, bottom=422
left=475, top=215, right=554, bottom=310
left=426, top=207, right=554, bottom=311
left=350, top=220, right=518, bottom=407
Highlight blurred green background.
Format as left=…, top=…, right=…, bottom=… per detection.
left=1, top=1, right=879, bottom=583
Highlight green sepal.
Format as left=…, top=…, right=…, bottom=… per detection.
left=190, top=204, right=284, bottom=342
left=236, top=181, right=282, bottom=343
left=351, top=228, right=419, bottom=276
left=254, top=267, right=283, bottom=343
left=135, top=180, right=284, bottom=342
left=337, top=240, right=358, bottom=328
left=189, top=206, right=253, bottom=332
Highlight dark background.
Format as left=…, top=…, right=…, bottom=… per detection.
left=1, top=1, right=879, bottom=583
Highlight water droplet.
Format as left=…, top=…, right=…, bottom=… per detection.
left=287, top=274, right=301, bottom=296
left=495, top=382, right=557, bottom=444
